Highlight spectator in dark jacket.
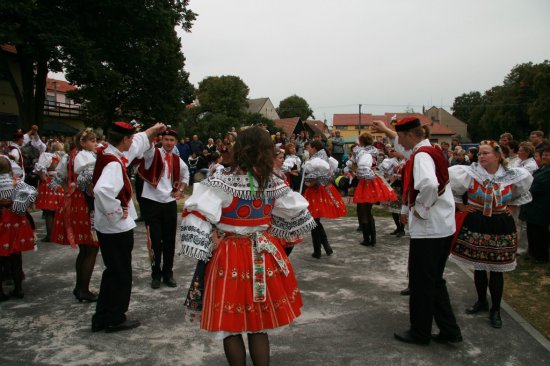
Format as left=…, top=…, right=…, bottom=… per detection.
left=189, top=135, right=204, bottom=155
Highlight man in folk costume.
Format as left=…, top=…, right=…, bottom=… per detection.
left=392, top=117, right=462, bottom=345
left=91, top=121, right=166, bottom=333
left=138, top=129, right=189, bottom=289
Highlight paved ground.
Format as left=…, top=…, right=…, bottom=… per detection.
left=1, top=213, right=549, bottom=365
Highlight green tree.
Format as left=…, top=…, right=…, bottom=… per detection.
left=62, top=0, right=197, bottom=129
left=0, top=0, right=196, bottom=131
left=195, top=75, right=250, bottom=118
left=452, top=61, right=550, bottom=142
left=0, top=0, right=65, bottom=130
left=277, top=95, right=314, bottom=120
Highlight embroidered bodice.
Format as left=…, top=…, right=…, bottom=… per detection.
left=220, top=197, right=274, bottom=227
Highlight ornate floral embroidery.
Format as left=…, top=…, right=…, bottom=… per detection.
left=201, top=171, right=290, bottom=200
left=180, top=225, right=213, bottom=261
left=270, top=209, right=316, bottom=241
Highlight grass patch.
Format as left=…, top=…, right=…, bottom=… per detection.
left=504, top=256, right=550, bottom=340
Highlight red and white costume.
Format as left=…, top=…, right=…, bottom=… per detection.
left=34, top=151, right=64, bottom=210
left=180, top=171, right=315, bottom=336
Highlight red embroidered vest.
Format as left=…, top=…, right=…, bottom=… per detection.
left=138, top=148, right=181, bottom=191
left=92, top=147, right=133, bottom=208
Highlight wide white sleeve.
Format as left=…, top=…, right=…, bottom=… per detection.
left=509, top=168, right=533, bottom=205
left=34, top=153, right=52, bottom=173
left=125, top=132, right=152, bottom=165
left=303, top=158, right=329, bottom=174
left=74, top=151, right=96, bottom=174
left=93, top=162, right=125, bottom=223
left=30, top=135, right=47, bottom=155
left=269, top=190, right=316, bottom=241
left=448, top=165, right=472, bottom=203
left=179, top=183, right=228, bottom=261
left=412, top=152, right=440, bottom=219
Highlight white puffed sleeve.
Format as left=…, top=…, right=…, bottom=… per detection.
left=509, top=168, right=533, bottom=205
left=74, top=151, right=96, bottom=174
left=179, top=183, right=229, bottom=261
left=448, top=165, right=472, bottom=203
left=303, top=157, right=329, bottom=174
left=34, top=153, right=52, bottom=174
left=269, top=190, right=316, bottom=241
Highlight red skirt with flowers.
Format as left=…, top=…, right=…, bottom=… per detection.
left=353, top=176, right=397, bottom=204
left=303, top=184, right=347, bottom=219
left=0, top=209, right=35, bottom=256
left=200, top=233, right=303, bottom=333
left=51, top=189, right=97, bottom=247
left=35, top=178, right=63, bottom=211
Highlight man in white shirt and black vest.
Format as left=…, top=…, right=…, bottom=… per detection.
left=392, top=117, right=462, bottom=346
left=138, top=129, right=189, bottom=289
left=91, top=121, right=166, bottom=333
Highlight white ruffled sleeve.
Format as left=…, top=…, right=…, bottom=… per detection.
left=179, top=183, right=228, bottom=261
left=509, top=168, right=533, bottom=205
left=34, top=153, right=52, bottom=174
left=448, top=165, right=472, bottom=203
left=269, top=190, right=316, bottom=241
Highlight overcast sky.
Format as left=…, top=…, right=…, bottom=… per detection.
left=178, top=0, right=549, bottom=125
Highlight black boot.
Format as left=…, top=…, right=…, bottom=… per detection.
left=369, top=219, right=376, bottom=247
left=311, top=230, right=322, bottom=259
left=319, top=227, right=333, bottom=255
left=360, top=224, right=370, bottom=246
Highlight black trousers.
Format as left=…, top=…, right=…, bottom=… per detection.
left=141, top=198, right=178, bottom=280
left=526, top=222, right=550, bottom=262
left=409, top=235, right=461, bottom=341
left=93, top=229, right=134, bottom=327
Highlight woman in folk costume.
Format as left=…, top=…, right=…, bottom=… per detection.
left=346, top=132, right=397, bottom=247
left=33, top=141, right=65, bottom=242
left=449, top=140, right=533, bottom=328
left=302, top=140, right=347, bottom=258
left=180, top=126, right=315, bottom=366
left=50, top=128, right=99, bottom=302
left=378, top=146, right=406, bottom=237
left=0, top=156, right=37, bottom=300
left=281, top=142, right=302, bottom=191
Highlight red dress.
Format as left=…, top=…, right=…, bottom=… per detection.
left=50, top=149, right=97, bottom=247
left=353, top=176, right=397, bottom=203
left=35, top=154, right=63, bottom=211
left=303, top=183, right=347, bottom=219
left=0, top=209, right=35, bottom=256
left=180, top=173, right=315, bottom=334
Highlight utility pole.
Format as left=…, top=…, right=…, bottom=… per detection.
left=358, top=104, right=362, bottom=135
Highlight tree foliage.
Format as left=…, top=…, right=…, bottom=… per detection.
left=452, top=61, right=550, bottom=142
left=0, top=0, right=197, bottom=131
left=183, top=75, right=250, bottom=139
left=277, top=95, right=314, bottom=120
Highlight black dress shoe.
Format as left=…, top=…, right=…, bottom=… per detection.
left=311, top=252, right=321, bottom=259
left=91, top=321, right=106, bottom=332
left=490, top=310, right=502, bottom=328
left=151, top=278, right=161, bottom=289
left=390, top=229, right=398, bottom=235
left=77, top=291, right=98, bottom=303
left=0, top=293, right=9, bottom=302
left=9, top=290, right=24, bottom=299
left=431, top=332, right=463, bottom=344
left=163, top=278, right=177, bottom=288
left=395, top=230, right=406, bottom=238
left=465, top=301, right=489, bottom=314
left=105, top=319, right=141, bottom=333
left=359, top=240, right=370, bottom=247
left=400, top=287, right=411, bottom=296
left=394, top=330, right=430, bottom=345
left=325, top=248, right=333, bottom=256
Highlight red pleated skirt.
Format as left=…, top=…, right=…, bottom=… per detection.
left=353, top=176, right=397, bottom=204
left=35, top=178, right=63, bottom=211
left=0, top=209, right=35, bottom=256
left=51, top=189, right=97, bottom=247
left=303, top=184, right=347, bottom=219
left=201, top=233, right=303, bottom=333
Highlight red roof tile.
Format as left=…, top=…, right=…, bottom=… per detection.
left=273, top=117, right=301, bottom=136
left=46, top=78, right=77, bottom=93
left=1, top=44, right=17, bottom=53
left=333, top=112, right=455, bottom=135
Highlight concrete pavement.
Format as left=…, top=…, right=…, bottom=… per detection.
left=0, top=213, right=549, bottom=365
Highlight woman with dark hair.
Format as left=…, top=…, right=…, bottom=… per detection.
left=449, top=140, right=533, bottom=328
left=303, top=140, right=347, bottom=258
left=346, top=132, right=397, bottom=246
left=180, top=126, right=315, bottom=365
left=467, top=147, right=478, bottom=164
